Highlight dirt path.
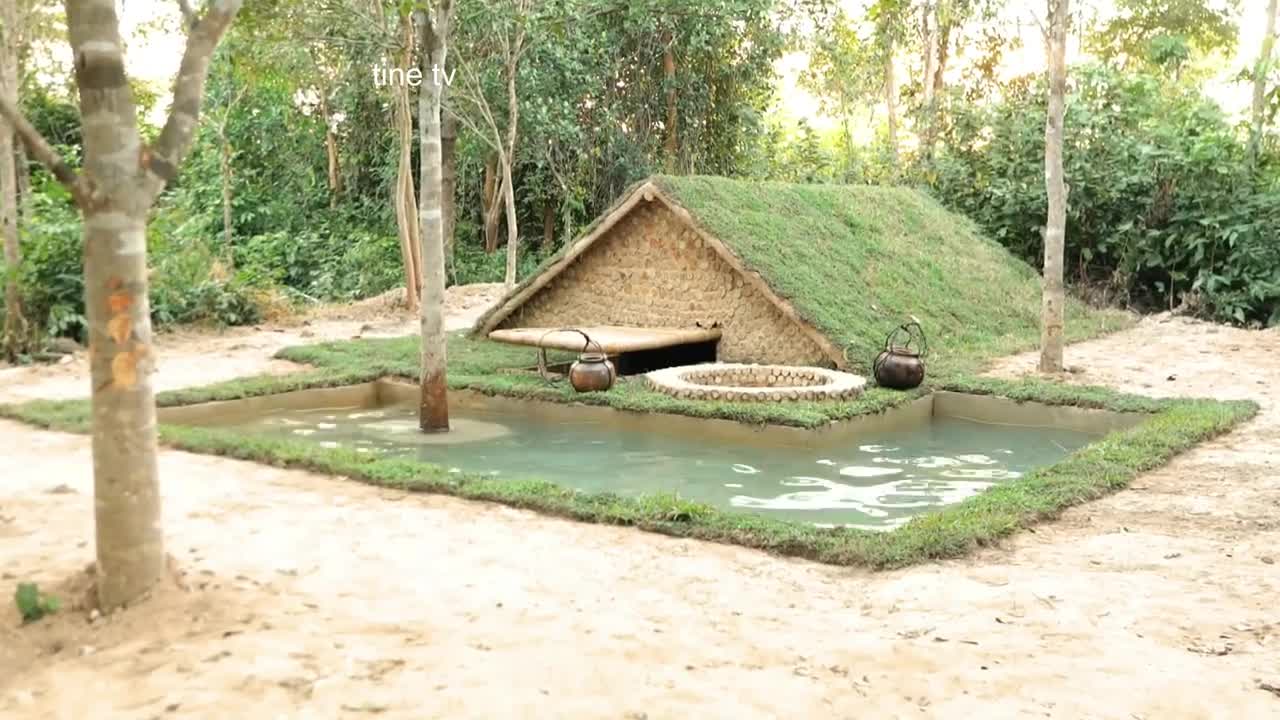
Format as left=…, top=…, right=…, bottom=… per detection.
left=2, top=312, right=1279, bottom=719
left=0, top=283, right=504, bottom=405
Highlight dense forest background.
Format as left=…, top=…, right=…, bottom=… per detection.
left=5, top=0, right=1279, bottom=355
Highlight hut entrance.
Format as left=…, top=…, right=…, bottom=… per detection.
left=487, top=326, right=722, bottom=377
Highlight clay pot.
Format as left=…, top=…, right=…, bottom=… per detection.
left=873, top=348, right=925, bottom=390
left=871, top=321, right=928, bottom=390
left=569, top=353, right=616, bottom=393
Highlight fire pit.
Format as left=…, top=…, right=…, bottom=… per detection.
left=645, top=363, right=867, bottom=402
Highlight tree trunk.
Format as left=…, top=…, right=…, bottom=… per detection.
left=1249, top=0, right=1279, bottom=165
left=218, top=122, right=234, bottom=267
left=501, top=155, right=517, bottom=286
left=441, top=109, right=457, bottom=264
left=933, top=21, right=950, bottom=100
left=1040, top=0, right=1069, bottom=373
left=69, top=0, right=165, bottom=610
left=921, top=3, right=937, bottom=112
left=502, top=51, right=520, bottom=288
left=919, top=2, right=939, bottom=161
left=0, top=0, right=242, bottom=609
left=884, top=38, right=899, bottom=169
left=663, top=32, right=678, bottom=173
left=482, top=152, right=500, bottom=253
left=541, top=201, right=555, bottom=248
left=416, top=4, right=453, bottom=433
left=319, top=91, right=342, bottom=208
left=393, top=17, right=420, bottom=309
left=1, top=0, right=21, bottom=358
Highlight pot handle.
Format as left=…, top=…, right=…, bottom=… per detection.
left=536, top=328, right=604, bottom=382
left=887, top=321, right=928, bottom=358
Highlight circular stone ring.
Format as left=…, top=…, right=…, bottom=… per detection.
left=645, top=363, right=867, bottom=402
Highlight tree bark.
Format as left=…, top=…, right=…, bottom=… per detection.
left=921, top=2, right=938, bottom=112
left=482, top=152, right=500, bottom=253
left=415, top=3, right=453, bottom=433
left=441, top=108, right=457, bottom=264
left=319, top=90, right=342, bottom=209
left=933, top=20, right=950, bottom=100
left=1, top=0, right=22, bottom=358
left=393, top=16, right=420, bottom=309
left=919, top=2, right=940, bottom=161
left=884, top=38, right=899, bottom=169
left=1249, top=0, right=1279, bottom=165
left=0, top=0, right=243, bottom=611
left=1040, top=0, right=1069, bottom=373
left=541, top=201, right=555, bottom=249
left=662, top=32, right=678, bottom=173
left=501, top=49, right=520, bottom=288
left=218, top=121, right=234, bottom=267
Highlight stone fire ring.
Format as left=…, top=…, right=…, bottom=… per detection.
left=645, top=363, right=867, bottom=402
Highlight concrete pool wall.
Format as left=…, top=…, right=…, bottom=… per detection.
left=158, top=379, right=1143, bottom=443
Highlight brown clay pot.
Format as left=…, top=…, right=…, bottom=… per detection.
left=873, top=348, right=925, bottom=390
left=569, top=352, right=616, bottom=393
left=871, top=321, right=928, bottom=390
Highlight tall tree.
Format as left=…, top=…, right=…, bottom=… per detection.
left=452, top=0, right=532, bottom=288
left=1040, top=0, right=1069, bottom=372
left=0, top=0, right=242, bottom=609
left=0, top=0, right=22, bottom=359
left=394, top=11, right=422, bottom=310
left=416, top=0, right=454, bottom=433
left=1249, top=0, right=1279, bottom=165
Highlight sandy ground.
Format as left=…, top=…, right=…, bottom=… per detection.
left=0, top=284, right=504, bottom=405
left=2, top=308, right=1279, bottom=719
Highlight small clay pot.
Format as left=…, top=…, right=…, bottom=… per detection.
left=870, top=321, right=928, bottom=390
left=873, top=348, right=925, bottom=390
left=569, top=353, right=616, bottom=393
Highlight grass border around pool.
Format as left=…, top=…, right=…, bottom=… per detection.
left=0, top=344, right=1257, bottom=569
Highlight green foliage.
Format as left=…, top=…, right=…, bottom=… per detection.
left=14, top=583, right=61, bottom=623
left=1086, top=0, right=1238, bottom=74
left=13, top=179, right=268, bottom=339
left=931, top=64, right=1280, bottom=326
left=14, top=180, right=85, bottom=340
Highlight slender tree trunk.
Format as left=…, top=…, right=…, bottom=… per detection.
left=541, top=201, right=554, bottom=248
left=1040, top=0, right=1069, bottom=373
left=921, top=3, right=937, bottom=111
left=501, top=51, right=520, bottom=288
left=919, top=2, right=940, bottom=161
left=482, top=152, right=500, bottom=252
left=1, top=0, right=22, bottom=357
left=884, top=38, right=899, bottom=169
left=393, top=18, right=420, bottom=309
left=218, top=121, right=234, bottom=267
left=501, top=154, right=517, bottom=286
left=662, top=32, right=678, bottom=173
left=441, top=109, right=457, bottom=264
left=15, top=144, right=28, bottom=217
left=933, top=21, right=950, bottom=99
left=1249, top=0, right=1279, bottom=165
left=415, top=3, right=453, bottom=432
left=318, top=91, right=342, bottom=208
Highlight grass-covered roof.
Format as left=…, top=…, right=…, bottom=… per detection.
left=476, top=174, right=1125, bottom=375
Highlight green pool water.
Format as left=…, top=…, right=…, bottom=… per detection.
left=223, top=399, right=1100, bottom=530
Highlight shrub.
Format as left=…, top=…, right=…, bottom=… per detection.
left=929, top=64, right=1280, bottom=326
